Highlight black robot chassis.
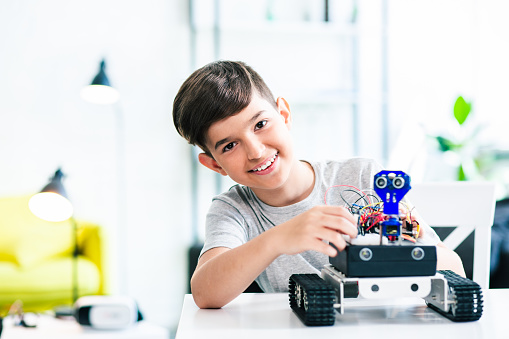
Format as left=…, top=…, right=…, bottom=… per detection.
left=289, top=269, right=483, bottom=326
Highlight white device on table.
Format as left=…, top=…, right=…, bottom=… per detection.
left=74, top=296, right=143, bottom=330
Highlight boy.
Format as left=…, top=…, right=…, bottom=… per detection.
left=173, top=60, right=465, bottom=309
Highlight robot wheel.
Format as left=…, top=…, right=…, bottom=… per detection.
left=288, top=274, right=336, bottom=326
left=427, top=270, right=483, bottom=322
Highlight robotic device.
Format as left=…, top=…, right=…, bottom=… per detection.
left=289, top=170, right=483, bottom=326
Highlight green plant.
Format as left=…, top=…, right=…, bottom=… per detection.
left=434, top=96, right=488, bottom=181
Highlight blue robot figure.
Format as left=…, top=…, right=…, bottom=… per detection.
left=373, top=171, right=411, bottom=242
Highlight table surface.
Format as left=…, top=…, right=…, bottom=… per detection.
left=176, top=289, right=509, bottom=339
left=1, top=317, right=169, bottom=339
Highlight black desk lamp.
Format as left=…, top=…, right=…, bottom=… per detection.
left=80, top=59, right=119, bottom=105
left=28, top=168, right=79, bottom=305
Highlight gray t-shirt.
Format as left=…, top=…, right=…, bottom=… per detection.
left=201, top=158, right=440, bottom=292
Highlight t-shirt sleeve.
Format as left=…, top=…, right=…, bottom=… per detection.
left=416, top=221, right=441, bottom=245
left=200, top=198, right=248, bottom=258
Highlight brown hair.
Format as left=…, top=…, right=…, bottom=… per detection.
left=173, top=60, right=276, bottom=155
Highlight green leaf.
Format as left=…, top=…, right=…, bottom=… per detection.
left=458, top=164, right=467, bottom=181
left=453, top=96, right=471, bottom=125
left=436, top=136, right=457, bottom=152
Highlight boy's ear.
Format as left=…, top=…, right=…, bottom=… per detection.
left=276, top=97, right=292, bottom=129
left=198, top=153, right=228, bottom=176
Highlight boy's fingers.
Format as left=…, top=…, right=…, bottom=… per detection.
left=316, top=229, right=347, bottom=253
left=325, top=205, right=357, bottom=223
left=329, top=232, right=347, bottom=252
left=320, top=205, right=357, bottom=228
left=340, top=219, right=358, bottom=238
left=314, top=239, right=338, bottom=257
left=320, top=214, right=358, bottom=238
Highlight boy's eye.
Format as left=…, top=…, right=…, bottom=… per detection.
left=223, top=142, right=236, bottom=153
left=255, top=120, right=267, bottom=130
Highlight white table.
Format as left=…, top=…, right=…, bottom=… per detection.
left=176, top=289, right=509, bottom=339
left=1, top=316, right=169, bottom=339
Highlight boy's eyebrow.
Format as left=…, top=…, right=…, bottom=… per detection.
left=213, top=110, right=266, bottom=151
left=214, top=137, right=231, bottom=151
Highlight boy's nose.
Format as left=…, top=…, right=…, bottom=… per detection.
left=245, top=138, right=265, bottom=160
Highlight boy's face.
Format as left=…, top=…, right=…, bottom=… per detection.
left=199, top=92, right=295, bottom=193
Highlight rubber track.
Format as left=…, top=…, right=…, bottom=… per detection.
left=289, top=274, right=336, bottom=326
left=428, top=270, right=483, bottom=322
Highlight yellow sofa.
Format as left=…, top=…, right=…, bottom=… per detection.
left=0, top=195, right=107, bottom=313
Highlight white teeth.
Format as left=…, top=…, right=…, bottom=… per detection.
left=253, top=154, right=277, bottom=172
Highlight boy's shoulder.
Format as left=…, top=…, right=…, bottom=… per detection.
left=211, top=184, right=254, bottom=208
left=314, top=157, right=382, bottom=173
left=313, top=157, right=383, bottom=189
left=210, top=157, right=381, bottom=208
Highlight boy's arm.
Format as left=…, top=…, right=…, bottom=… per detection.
left=411, top=208, right=466, bottom=277
left=191, top=235, right=278, bottom=309
left=191, top=205, right=358, bottom=309
left=436, top=241, right=466, bottom=277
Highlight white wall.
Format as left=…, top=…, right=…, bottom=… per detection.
left=387, top=0, right=509, bottom=188
left=0, top=0, right=193, bottom=330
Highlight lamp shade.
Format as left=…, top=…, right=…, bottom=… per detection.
left=80, top=59, right=120, bottom=105
left=29, top=169, right=73, bottom=222
left=91, top=59, right=112, bottom=87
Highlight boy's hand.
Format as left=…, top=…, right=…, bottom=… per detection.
left=272, top=205, right=358, bottom=257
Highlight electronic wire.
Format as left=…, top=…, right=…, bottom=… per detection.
left=325, top=185, right=420, bottom=241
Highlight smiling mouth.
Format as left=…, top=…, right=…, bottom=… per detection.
left=250, top=153, right=278, bottom=172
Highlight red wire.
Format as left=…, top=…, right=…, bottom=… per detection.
left=365, top=212, right=384, bottom=232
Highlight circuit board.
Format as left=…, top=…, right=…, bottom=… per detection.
left=327, top=170, right=436, bottom=277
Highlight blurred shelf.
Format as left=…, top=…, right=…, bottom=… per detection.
left=215, top=21, right=358, bottom=36
left=285, top=89, right=358, bottom=105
